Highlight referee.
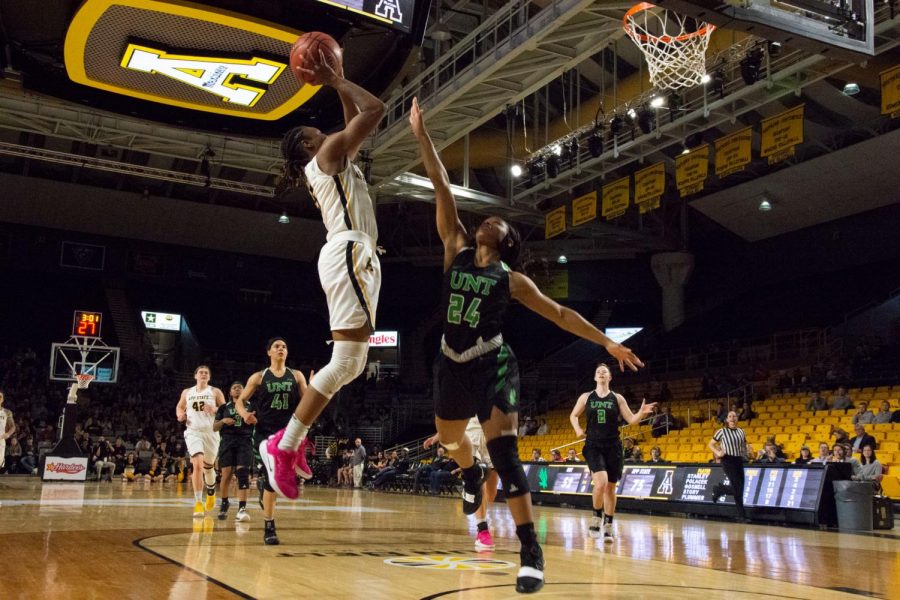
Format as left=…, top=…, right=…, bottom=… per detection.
left=708, top=410, right=749, bottom=523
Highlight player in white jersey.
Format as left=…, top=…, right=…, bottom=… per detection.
left=176, top=365, right=225, bottom=518
left=264, top=51, right=386, bottom=499
left=0, top=390, right=16, bottom=471
left=424, top=417, right=499, bottom=551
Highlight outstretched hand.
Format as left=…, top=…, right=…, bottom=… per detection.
left=606, top=342, right=644, bottom=372
left=409, top=97, right=426, bottom=139
left=637, top=398, right=658, bottom=419
left=423, top=432, right=440, bottom=449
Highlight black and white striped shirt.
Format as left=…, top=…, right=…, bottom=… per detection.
left=713, top=426, right=747, bottom=457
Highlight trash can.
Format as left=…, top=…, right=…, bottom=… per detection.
left=833, top=481, right=873, bottom=531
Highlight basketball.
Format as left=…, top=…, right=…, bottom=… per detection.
left=290, top=32, right=342, bottom=86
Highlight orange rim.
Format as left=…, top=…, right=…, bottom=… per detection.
left=623, top=2, right=715, bottom=44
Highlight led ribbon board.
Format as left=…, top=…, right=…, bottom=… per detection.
left=64, top=0, right=320, bottom=120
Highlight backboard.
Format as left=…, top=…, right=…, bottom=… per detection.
left=653, top=0, right=875, bottom=57
left=51, top=340, right=120, bottom=383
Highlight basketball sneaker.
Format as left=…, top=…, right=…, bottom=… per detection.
left=236, top=507, right=250, bottom=522
left=603, top=523, right=615, bottom=543
left=515, top=542, right=545, bottom=594
left=205, top=488, right=216, bottom=512
left=193, top=501, right=205, bottom=518
left=260, top=430, right=299, bottom=499
left=588, top=516, right=602, bottom=539
left=293, top=438, right=313, bottom=481
left=475, top=529, right=495, bottom=551
left=218, top=499, right=229, bottom=521
left=264, top=520, right=279, bottom=545
left=462, top=464, right=486, bottom=515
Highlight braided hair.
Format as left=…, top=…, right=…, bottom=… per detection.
left=280, top=126, right=314, bottom=189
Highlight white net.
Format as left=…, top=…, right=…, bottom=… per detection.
left=623, top=2, right=715, bottom=90
left=75, top=373, right=94, bottom=389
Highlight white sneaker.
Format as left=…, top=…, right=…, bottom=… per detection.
left=603, top=523, right=615, bottom=543
left=588, top=517, right=602, bottom=539
left=235, top=507, right=250, bottom=522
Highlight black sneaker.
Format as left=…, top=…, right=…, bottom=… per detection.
left=461, top=464, right=486, bottom=516
left=516, top=543, right=545, bottom=594
left=264, top=521, right=279, bottom=545
left=218, top=500, right=230, bottom=521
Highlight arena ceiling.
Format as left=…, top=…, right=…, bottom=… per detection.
left=0, top=0, right=897, bottom=264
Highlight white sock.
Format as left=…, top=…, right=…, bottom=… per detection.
left=279, top=416, right=310, bottom=451
left=194, top=490, right=203, bottom=503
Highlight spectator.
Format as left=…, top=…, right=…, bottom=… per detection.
left=830, top=387, right=852, bottom=413
left=794, top=446, right=813, bottom=465
left=829, top=443, right=858, bottom=468
left=370, top=448, right=411, bottom=489
left=714, top=401, right=728, bottom=424
left=849, top=424, right=876, bottom=455
left=810, top=442, right=831, bottom=464
left=805, top=390, right=828, bottom=413
left=517, top=418, right=528, bottom=437
left=428, top=456, right=461, bottom=495
left=338, top=449, right=354, bottom=486
left=143, top=456, right=165, bottom=483
left=738, top=402, right=756, bottom=422
left=757, top=435, right=786, bottom=460
left=873, top=400, right=893, bottom=424
left=651, top=406, right=678, bottom=438
left=851, top=444, right=883, bottom=490
left=832, top=427, right=850, bottom=447
left=525, top=417, right=539, bottom=436
left=536, top=419, right=549, bottom=436
left=413, top=446, right=449, bottom=493
left=531, top=449, right=547, bottom=462
left=121, top=453, right=139, bottom=482
left=755, top=442, right=786, bottom=464
left=166, top=457, right=188, bottom=484
left=18, top=438, right=37, bottom=475
left=893, top=407, right=900, bottom=424
left=564, top=449, right=580, bottom=463
left=4, top=436, right=22, bottom=473
left=91, top=436, right=116, bottom=482
left=351, top=438, right=366, bottom=488
left=851, top=402, right=875, bottom=425
left=623, top=438, right=643, bottom=462
left=134, top=436, right=152, bottom=452
left=646, top=447, right=667, bottom=464
left=111, top=437, right=127, bottom=473
left=549, top=449, right=563, bottom=462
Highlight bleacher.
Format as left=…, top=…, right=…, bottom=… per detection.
left=521, top=379, right=900, bottom=499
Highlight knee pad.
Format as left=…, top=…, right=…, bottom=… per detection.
left=310, top=341, right=368, bottom=399
left=203, top=466, right=216, bottom=488
left=236, top=468, right=250, bottom=490
left=487, top=436, right=529, bottom=498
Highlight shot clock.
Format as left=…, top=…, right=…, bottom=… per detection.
left=72, top=310, right=102, bottom=338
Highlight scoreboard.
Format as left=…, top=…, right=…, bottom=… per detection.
left=512, top=462, right=836, bottom=524
left=313, top=1, right=427, bottom=37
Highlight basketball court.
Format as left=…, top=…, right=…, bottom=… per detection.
left=0, top=478, right=896, bottom=599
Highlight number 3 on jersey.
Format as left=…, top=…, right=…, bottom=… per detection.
left=447, top=293, right=481, bottom=328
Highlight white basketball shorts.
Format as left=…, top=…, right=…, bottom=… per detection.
left=184, top=429, right=219, bottom=461
left=319, top=231, right=381, bottom=331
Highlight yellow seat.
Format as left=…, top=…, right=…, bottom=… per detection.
left=882, top=476, right=900, bottom=500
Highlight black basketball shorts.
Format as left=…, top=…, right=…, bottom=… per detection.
left=434, top=343, right=521, bottom=423
left=583, top=440, right=624, bottom=483
left=218, top=436, right=252, bottom=469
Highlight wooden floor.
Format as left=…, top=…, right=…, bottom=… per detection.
left=0, top=477, right=896, bottom=599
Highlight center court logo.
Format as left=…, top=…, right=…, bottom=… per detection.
left=384, top=556, right=515, bottom=571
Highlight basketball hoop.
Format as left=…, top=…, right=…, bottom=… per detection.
left=75, top=373, right=95, bottom=389
left=623, top=2, right=715, bottom=90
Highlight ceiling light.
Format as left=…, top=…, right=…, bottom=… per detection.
left=430, top=22, right=452, bottom=42
left=626, top=107, right=638, bottom=120
left=510, top=164, right=523, bottom=177
left=681, top=146, right=690, bottom=155
left=758, top=200, right=772, bottom=212
left=700, top=73, right=711, bottom=84
left=649, top=95, right=665, bottom=108
left=842, top=82, right=860, bottom=96
left=278, top=212, right=290, bottom=224
left=767, top=41, right=782, bottom=56
left=557, top=255, right=568, bottom=264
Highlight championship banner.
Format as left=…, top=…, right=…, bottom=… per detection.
left=760, top=105, right=804, bottom=165
left=571, top=191, right=597, bottom=227
left=602, top=177, right=630, bottom=220
left=675, top=145, right=709, bottom=197
left=715, top=127, right=752, bottom=178
left=881, top=65, right=900, bottom=117
left=544, top=205, right=566, bottom=239
left=634, top=162, right=665, bottom=213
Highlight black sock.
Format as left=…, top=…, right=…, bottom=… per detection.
left=603, top=515, right=613, bottom=525
left=477, top=520, right=489, bottom=533
left=515, top=523, right=537, bottom=547
left=265, top=518, right=275, bottom=528
left=206, top=485, right=216, bottom=496
left=239, top=501, right=246, bottom=509
left=221, top=498, right=229, bottom=507
left=593, top=508, right=603, bottom=519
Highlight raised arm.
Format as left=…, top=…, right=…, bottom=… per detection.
left=235, top=372, right=261, bottom=424
left=303, top=52, right=385, bottom=172
left=616, top=394, right=656, bottom=426
left=409, top=97, right=468, bottom=267
left=509, top=271, right=644, bottom=372
left=569, top=393, right=589, bottom=438
left=294, top=369, right=310, bottom=397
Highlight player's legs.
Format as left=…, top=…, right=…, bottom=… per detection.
left=190, top=453, right=206, bottom=516
left=474, top=469, right=499, bottom=551
left=219, top=466, right=233, bottom=519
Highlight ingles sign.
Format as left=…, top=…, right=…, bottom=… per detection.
left=64, top=0, right=319, bottom=120
left=369, top=331, right=399, bottom=348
